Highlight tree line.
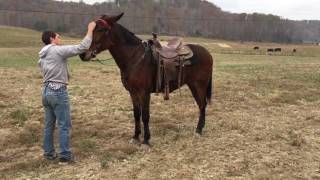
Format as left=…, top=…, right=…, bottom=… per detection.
left=0, top=0, right=319, bottom=43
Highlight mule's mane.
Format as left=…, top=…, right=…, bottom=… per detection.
left=114, top=23, right=142, bottom=46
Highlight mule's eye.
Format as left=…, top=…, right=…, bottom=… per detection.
left=97, top=28, right=107, bottom=32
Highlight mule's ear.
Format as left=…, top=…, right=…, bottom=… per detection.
left=107, top=12, right=124, bottom=23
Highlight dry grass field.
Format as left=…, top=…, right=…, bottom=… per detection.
left=1, top=26, right=320, bottom=179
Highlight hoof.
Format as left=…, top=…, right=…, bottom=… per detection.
left=129, top=138, right=140, bottom=145
left=142, top=140, right=151, bottom=145
left=196, top=129, right=203, bottom=135
left=194, top=133, right=202, bottom=139
left=140, top=144, right=151, bottom=151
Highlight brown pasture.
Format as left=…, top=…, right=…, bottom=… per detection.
left=1, top=27, right=320, bottom=179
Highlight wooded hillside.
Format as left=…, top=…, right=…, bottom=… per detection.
left=0, top=0, right=319, bottom=43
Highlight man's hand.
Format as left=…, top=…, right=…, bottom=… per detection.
left=86, top=21, right=96, bottom=38
left=88, top=21, right=96, bottom=32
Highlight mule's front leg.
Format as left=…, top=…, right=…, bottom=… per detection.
left=130, top=93, right=141, bottom=143
left=141, top=94, right=151, bottom=145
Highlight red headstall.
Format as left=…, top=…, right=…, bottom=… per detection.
left=96, top=19, right=111, bottom=30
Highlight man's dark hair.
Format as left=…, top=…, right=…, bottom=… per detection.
left=42, top=31, right=56, bottom=45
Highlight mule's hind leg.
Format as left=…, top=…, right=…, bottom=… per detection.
left=188, top=82, right=208, bottom=135
left=129, top=93, right=141, bottom=143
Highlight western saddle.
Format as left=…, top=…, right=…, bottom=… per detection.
left=151, top=33, right=193, bottom=100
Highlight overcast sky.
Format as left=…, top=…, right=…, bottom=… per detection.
left=62, top=0, right=320, bottom=20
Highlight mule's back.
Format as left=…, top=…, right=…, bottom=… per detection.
left=156, top=37, right=193, bottom=59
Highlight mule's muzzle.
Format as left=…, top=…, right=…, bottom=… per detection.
left=79, top=51, right=94, bottom=61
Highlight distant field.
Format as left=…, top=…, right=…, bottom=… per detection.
left=1, top=26, right=320, bottom=179
left=0, top=25, right=81, bottom=48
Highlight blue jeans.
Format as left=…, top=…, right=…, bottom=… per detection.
left=42, top=84, right=72, bottom=159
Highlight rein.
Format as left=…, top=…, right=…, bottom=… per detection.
left=91, top=57, right=114, bottom=65
left=90, top=44, right=149, bottom=66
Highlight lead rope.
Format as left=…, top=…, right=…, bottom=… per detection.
left=91, top=57, right=114, bottom=65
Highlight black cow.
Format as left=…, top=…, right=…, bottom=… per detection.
left=267, top=48, right=274, bottom=52
left=274, top=48, right=282, bottom=52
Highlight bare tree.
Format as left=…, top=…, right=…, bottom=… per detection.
left=0, top=0, right=319, bottom=43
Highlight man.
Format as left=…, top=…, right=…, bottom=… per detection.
left=38, top=21, right=96, bottom=163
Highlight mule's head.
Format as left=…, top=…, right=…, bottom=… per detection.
left=80, top=12, right=124, bottom=61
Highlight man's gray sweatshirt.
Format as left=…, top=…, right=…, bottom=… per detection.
left=38, top=36, right=92, bottom=85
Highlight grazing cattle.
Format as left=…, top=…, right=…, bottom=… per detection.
left=267, top=48, right=274, bottom=52
left=293, top=49, right=297, bottom=53
left=274, top=48, right=282, bottom=52
left=253, top=46, right=259, bottom=50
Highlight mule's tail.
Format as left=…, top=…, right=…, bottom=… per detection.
left=206, top=76, right=212, bottom=104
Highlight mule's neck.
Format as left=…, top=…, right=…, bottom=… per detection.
left=109, top=43, right=145, bottom=73
left=108, top=25, right=145, bottom=73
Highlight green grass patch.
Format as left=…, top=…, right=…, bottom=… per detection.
left=99, top=145, right=138, bottom=168
left=10, top=109, right=28, bottom=127
left=0, top=26, right=42, bottom=48
left=100, top=152, right=113, bottom=169
left=75, top=138, right=97, bottom=153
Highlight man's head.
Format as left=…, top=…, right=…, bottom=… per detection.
left=42, top=31, right=61, bottom=45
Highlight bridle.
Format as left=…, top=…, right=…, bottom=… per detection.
left=89, top=18, right=149, bottom=69
left=91, top=18, right=113, bottom=57
left=97, top=18, right=110, bottom=30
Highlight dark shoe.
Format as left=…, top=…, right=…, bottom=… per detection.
left=44, top=153, right=57, bottom=160
left=59, top=155, right=75, bottom=164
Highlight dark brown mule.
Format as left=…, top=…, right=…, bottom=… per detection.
left=80, top=13, right=214, bottom=145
